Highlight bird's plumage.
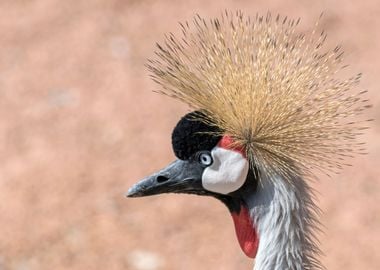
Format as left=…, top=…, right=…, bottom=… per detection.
left=129, top=11, right=371, bottom=270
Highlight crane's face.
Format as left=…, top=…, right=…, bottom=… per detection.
left=127, top=111, right=250, bottom=198
left=127, top=111, right=259, bottom=258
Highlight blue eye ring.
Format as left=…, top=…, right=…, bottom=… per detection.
left=198, top=151, right=213, bottom=166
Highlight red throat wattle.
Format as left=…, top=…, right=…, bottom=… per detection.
left=231, top=205, right=259, bottom=258
left=219, top=135, right=258, bottom=257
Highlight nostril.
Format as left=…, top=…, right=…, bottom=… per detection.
left=156, top=175, right=170, bottom=183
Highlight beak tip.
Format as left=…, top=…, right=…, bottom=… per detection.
left=125, top=186, right=138, bottom=198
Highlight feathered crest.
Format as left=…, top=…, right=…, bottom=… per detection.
left=147, top=11, right=371, bottom=182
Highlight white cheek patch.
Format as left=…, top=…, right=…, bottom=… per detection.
left=202, top=147, right=249, bottom=194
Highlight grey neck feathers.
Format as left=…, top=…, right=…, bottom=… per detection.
left=245, top=172, right=322, bottom=270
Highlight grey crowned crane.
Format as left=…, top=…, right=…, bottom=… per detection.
left=127, top=12, right=370, bottom=270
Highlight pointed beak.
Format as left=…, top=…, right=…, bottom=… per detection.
left=126, top=159, right=206, bottom=198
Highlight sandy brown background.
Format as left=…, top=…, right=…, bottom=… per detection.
left=0, top=1, right=379, bottom=269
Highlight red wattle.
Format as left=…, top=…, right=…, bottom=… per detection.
left=231, top=206, right=259, bottom=258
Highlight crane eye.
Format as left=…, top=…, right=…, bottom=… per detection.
left=198, top=152, right=213, bottom=166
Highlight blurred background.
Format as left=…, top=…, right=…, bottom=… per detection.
left=0, top=0, right=379, bottom=269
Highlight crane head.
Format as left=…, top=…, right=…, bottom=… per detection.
left=127, top=110, right=254, bottom=198
left=127, top=110, right=260, bottom=258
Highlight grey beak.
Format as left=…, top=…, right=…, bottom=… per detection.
left=126, top=159, right=205, bottom=198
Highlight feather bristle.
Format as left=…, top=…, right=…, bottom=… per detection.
left=147, top=11, right=370, bottom=182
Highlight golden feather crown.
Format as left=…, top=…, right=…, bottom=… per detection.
left=147, top=11, right=371, bottom=181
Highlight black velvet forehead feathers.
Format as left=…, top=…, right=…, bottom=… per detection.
left=172, top=111, right=223, bottom=160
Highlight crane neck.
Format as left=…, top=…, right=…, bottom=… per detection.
left=245, top=173, right=322, bottom=270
